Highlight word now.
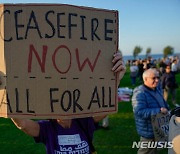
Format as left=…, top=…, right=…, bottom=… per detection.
left=28, top=44, right=101, bottom=74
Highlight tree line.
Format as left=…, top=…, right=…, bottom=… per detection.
left=132, top=46, right=174, bottom=59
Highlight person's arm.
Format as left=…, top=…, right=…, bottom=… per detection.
left=11, top=118, right=40, bottom=137
left=160, top=107, right=168, bottom=114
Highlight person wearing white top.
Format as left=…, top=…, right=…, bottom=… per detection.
left=130, top=61, right=139, bottom=86
left=171, top=60, right=178, bottom=73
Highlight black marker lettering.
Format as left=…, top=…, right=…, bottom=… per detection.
left=109, top=87, right=114, bottom=107
left=91, top=18, right=100, bottom=41
left=0, top=10, right=12, bottom=42
left=80, top=15, right=87, bottom=40
left=15, top=10, right=24, bottom=40
left=73, top=89, right=83, bottom=113
left=25, top=11, right=42, bottom=39
left=68, top=13, right=77, bottom=39
left=26, top=89, right=35, bottom=113
left=45, top=10, right=55, bottom=38
left=57, top=12, right=66, bottom=38
left=50, top=88, right=59, bottom=112
left=15, top=88, right=22, bottom=113
left=88, top=86, right=100, bottom=109
left=6, top=93, right=12, bottom=113
left=61, top=90, right=71, bottom=112
left=104, top=19, right=113, bottom=41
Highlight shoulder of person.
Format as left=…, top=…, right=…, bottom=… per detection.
left=133, top=85, right=145, bottom=93
left=132, top=85, right=147, bottom=98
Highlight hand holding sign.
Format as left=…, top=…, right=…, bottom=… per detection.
left=112, top=51, right=126, bottom=83
left=160, top=107, right=168, bottom=114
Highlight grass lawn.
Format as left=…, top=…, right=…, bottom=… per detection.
left=0, top=69, right=180, bottom=154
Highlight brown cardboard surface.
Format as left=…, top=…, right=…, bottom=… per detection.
left=0, top=4, right=118, bottom=119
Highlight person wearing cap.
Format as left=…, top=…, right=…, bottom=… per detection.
left=132, top=68, right=169, bottom=154
left=11, top=51, right=126, bottom=154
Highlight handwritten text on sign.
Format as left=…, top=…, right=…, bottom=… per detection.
left=0, top=4, right=118, bottom=119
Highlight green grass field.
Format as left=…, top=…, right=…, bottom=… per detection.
left=0, top=70, right=180, bottom=154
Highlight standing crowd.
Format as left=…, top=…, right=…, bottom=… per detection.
left=128, top=56, right=180, bottom=107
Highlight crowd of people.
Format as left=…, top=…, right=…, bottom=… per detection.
left=128, top=55, right=180, bottom=107
left=127, top=56, right=180, bottom=75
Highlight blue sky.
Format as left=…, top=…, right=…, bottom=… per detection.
left=1, top=0, right=180, bottom=56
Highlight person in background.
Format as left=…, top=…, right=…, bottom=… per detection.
left=176, top=56, right=180, bottom=72
left=137, top=60, right=144, bottom=82
left=159, top=58, right=167, bottom=76
left=165, top=57, right=171, bottom=66
left=161, top=65, right=179, bottom=107
left=10, top=51, right=126, bottom=154
left=132, top=68, right=169, bottom=154
left=171, top=59, right=178, bottom=74
left=130, top=60, right=139, bottom=86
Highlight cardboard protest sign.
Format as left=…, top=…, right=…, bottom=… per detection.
left=151, top=113, right=170, bottom=142
left=0, top=4, right=118, bottom=119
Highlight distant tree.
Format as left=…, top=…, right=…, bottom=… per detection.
left=163, top=46, right=174, bottom=58
left=146, top=47, right=151, bottom=58
left=133, top=46, right=142, bottom=59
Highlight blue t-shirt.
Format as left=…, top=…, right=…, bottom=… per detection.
left=34, top=118, right=95, bottom=154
